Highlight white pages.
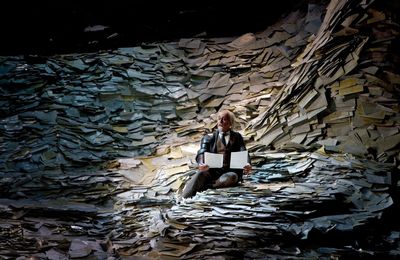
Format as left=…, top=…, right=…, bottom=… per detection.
left=204, top=151, right=248, bottom=169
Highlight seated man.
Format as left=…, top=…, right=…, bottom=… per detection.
left=182, top=110, right=252, bottom=198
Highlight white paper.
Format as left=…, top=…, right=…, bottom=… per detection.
left=230, top=150, right=248, bottom=169
left=204, top=152, right=223, bottom=168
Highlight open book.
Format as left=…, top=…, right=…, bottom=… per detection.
left=204, top=151, right=248, bottom=169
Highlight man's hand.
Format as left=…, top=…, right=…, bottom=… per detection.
left=198, top=163, right=210, bottom=172
left=243, top=163, right=252, bottom=175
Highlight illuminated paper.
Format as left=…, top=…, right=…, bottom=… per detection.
left=204, top=152, right=223, bottom=168
left=230, top=150, right=249, bottom=169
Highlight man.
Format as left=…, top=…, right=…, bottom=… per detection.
left=182, top=110, right=252, bottom=198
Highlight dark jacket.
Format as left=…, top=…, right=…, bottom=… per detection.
left=196, top=130, right=248, bottom=181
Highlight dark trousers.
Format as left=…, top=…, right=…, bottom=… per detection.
left=182, top=169, right=239, bottom=198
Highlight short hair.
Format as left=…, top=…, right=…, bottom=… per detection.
left=218, top=110, right=236, bottom=128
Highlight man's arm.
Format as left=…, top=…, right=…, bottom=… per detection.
left=195, top=133, right=213, bottom=164
left=236, top=132, right=252, bottom=174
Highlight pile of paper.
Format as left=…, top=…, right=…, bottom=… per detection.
left=0, top=0, right=399, bottom=258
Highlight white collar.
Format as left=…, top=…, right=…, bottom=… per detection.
left=219, top=130, right=230, bottom=136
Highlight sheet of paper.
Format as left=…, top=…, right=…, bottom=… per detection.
left=230, top=150, right=248, bottom=169
left=204, top=152, right=223, bottom=168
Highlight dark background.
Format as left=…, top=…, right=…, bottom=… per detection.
left=0, top=0, right=303, bottom=55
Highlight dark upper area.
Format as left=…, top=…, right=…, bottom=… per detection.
left=1, top=0, right=304, bottom=55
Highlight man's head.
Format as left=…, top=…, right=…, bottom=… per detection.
left=217, top=110, right=235, bottom=132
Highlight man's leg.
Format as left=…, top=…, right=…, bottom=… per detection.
left=213, top=172, right=238, bottom=188
left=182, top=171, right=211, bottom=198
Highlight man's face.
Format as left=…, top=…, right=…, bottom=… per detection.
left=217, top=111, right=231, bottom=132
